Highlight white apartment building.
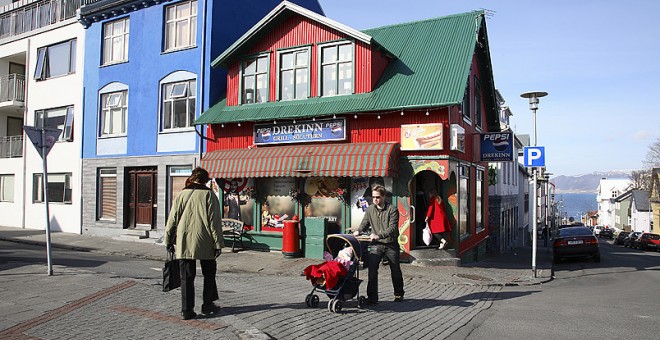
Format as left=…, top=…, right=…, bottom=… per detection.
left=596, top=178, right=631, bottom=228
left=0, top=0, right=85, bottom=233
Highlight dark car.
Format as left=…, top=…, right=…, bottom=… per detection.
left=598, top=228, right=614, bottom=239
left=623, top=231, right=642, bottom=248
left=553, top=226, right=600, bottom=263
left=633, top=233, right=660, bottom=251
left=613, top=231, right=630, bottom=245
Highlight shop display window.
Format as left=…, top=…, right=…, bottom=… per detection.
left=349, top=177, right=393, bottom=231
left=303, top=177, right=348, bottom=234
left=260, top=178, right=296, bottom=232
left=217, top=178, right=255, bottom=228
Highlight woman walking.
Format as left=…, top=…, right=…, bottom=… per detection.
left=425, top=188, right=451, bottom=249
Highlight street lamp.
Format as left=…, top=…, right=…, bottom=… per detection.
left=521, top=91, right=548, bottom=278
left=544, top=172, right=552, bottom=250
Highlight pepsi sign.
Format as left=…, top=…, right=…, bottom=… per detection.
left=254, top=118, right=346, bottom=145
left=480, top=132, right=514, bottom=162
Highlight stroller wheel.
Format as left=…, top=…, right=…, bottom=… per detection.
left=310, top=294, right=320, bottom=308
left=305, top=294, right=312, bottom=307
left=327, top=300, right=333, bottom=312
left=358, top=296, right=366, bottom=309
left=330, top=299, right=343, bottom=313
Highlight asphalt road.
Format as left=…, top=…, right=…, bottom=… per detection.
left=449, top=238, right=660, bottom=339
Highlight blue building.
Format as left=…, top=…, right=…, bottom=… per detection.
left=78, top=0, right=323, bottom=238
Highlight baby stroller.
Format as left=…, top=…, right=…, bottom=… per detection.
left=304, top=234, right=366, bottom=313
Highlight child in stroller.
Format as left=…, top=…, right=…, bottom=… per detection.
left=303, top=234, right=366, bottom=313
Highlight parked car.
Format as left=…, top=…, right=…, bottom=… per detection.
left=598, top=228, right=614, bottom=239
left=593, top=225, right=604, bottom=236
left=553, top=226, right=600, bottom=263
left=613, top=231, right=630, bottom=245
left=633, top=233, right=660, bottom=251
left=623, top=231, right=642, bottom=248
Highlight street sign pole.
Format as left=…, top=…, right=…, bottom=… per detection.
left=532, top=169, right=537, bottom=278
left=41, top=128, right=53, bottom=276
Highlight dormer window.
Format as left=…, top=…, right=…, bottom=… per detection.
left=278, top=47, right=310, bottom=101
left=241, top=54, right=269, bottom=104
left=320, top=42, right=353, bottom=97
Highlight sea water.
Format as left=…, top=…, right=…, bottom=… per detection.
left=554, top=193, right=598, bottom=221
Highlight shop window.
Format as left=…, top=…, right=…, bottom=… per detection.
left=241, top=54, right=269, bottom=104
left=220, top=178, right=255, bottom=227
left=349, top=177, right=393, bottom=231
left=320, top=42, right=353, bottom=97
left=97, top=168, right=117, bottom=220
left=103, top=17, right=129, bottom=65
left=261, top=178, right=296, bottom=232
left=303, top=177, right=348, bottom=234
left=35, top=106, right=74, bottom=142
left=279, top=48, right=310, bottom=101
left=34, top=39, right=76, bottom=80
left=100, top=90, right=127, bottom=136
left=476, top=169, right=484, bottom=232
left=161, top=79, right=196, bottom=130
left=33, top=173, right=72, bottom=204
left=164, top=0, right=197, bottom=51
left=474, top=76, right=482, bottom=129
left=461, top=76, right=471, bottom=123
left=0, top=174, right=14, bottom=202
left=459, top=165, right=470, bottom=237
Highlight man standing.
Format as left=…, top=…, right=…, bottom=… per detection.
left=165, top=167, right=224, bottom=320
left=354, top=185, right=404, bottom=304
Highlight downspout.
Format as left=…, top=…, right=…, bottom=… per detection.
left=21, top=39, right=31, bottom=229
left=197, top=0, right=208, bottom=164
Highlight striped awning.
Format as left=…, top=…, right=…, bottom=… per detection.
left=200, top=142, right=400, bottom=178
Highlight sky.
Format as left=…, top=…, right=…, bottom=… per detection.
left=318, top=0, right=660, bottom=176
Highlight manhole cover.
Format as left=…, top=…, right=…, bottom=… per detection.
left=454, top=273, right=493, bottom=281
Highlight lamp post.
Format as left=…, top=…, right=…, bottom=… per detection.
left=544, top=172, right=552, bottom=250
left=521, top=91, right=547, bottom=278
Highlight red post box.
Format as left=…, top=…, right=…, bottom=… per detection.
left=282, top=218, right=301, bottom=258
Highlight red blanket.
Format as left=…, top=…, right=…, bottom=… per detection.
left=303, top=261, right=347, bottom=290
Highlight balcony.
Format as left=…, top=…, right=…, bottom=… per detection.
left=0, top=135, right=23, bottom=158
left=0, top=0, right=99, bottom=40
left=0, top=74, right=25, bottom=106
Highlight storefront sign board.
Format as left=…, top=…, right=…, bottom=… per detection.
left=480, top=132, right=514, bottom=162
left=254, top=118, right=346, bottom=145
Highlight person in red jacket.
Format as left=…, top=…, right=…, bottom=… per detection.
left=425, top=188, right=451, bottom=249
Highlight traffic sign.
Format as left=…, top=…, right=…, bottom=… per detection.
left=23, top=126, right=61, bottom=158
left=523, top=146, right=545, bottom=167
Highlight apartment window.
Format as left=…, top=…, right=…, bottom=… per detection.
left=164, top=0, right=197, bottom=51
left=459, top=165, right=470, bottom=237
left=33, top=173, right=72, bottom=204
left=167, top=166, right=192, bottom=216
left=34, top=39, right=76, bottom=80
left=461, top=76, right=471, bottom=122
left=100, top=91, right=127, bottom=136
left=474, top=77, right=482, bottom=128
left=162, top=79, right=196, bottom=130
left=97, top=168, right=117, bottom=220
left=279, top=48, right=309, bottom=100
left=320, top=42, right=353, bottom=96
left=35, top=106, right=74, bottom=142
left=0, top=175, right=14, bottom=202
left=476, top=169, right=484, bottom=232
left=241, top=55, right=269, bottom=104
left=103, top=18, right=130, bottom=65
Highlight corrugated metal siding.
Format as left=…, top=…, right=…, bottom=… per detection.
left=227, top=65, right=240, bottom=106
left=354, top=41, right=370, bottom=94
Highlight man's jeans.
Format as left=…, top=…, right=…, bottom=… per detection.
left=180, top=259, right=219, bottom=312
left=367, top=242, right=405, bottom=301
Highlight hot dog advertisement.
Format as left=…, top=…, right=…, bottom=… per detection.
left=401, top=123, right=444, bottom=150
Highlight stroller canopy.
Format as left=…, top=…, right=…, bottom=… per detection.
left=325, top=234, right=362, bottom=261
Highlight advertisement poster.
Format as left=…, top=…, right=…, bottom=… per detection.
left=349, top=177, right=393, bottom=231
left=261, top=177, right=296, bottom=232
left=480, top=132, right=514, bottom=162
left=220, top=178, right=255, bottom=227
left=401, top=123, right=444, bottom=151
left=302, top=177, right=347, bottom=234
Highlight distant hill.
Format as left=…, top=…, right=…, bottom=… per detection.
left=552, top=170, right=632, bottom=194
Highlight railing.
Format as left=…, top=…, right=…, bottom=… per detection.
left=0, top=74, right=26, bottom=103
left=0, top=135, right=23, bottom=158
left=0, top=0, right=94, bottom=39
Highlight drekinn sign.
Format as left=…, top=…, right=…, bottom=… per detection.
left=254, top=118, right=346, bottom=145
left=480, top=132, right=514, bottom=162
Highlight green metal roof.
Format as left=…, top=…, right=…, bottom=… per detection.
left=196, top=11, right=486, bottom=126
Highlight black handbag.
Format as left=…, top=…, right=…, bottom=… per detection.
left=162, top=251, right=181, bottom=292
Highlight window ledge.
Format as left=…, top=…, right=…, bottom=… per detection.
left=159, top=128, right=195, bottom=135
left=101, top=60, right=129, bottom=68
left=162, top=45, right=197, bottom=55
left=98, top=134, right=127, bottom=139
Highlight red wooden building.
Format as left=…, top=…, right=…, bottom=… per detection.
left=195, top=1, right=501, bottom=263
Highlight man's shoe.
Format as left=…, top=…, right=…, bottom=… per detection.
left=365, top=299, right=379, bottom=305
left=181, top=311, right=197, bottom=320
left=394, top=295, right=404, bottom=302
left=201, top=303, right=221, bottom=315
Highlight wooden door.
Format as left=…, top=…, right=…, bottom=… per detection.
left=126, top=169, right=156, bottom=229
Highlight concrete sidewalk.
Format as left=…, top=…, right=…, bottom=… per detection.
left=0, top=225, right=553, bottom=286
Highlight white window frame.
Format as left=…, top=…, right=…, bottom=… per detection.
left=459, top=165, right=471, bottom=238
left=277, top=47, right=310, bottom=101
left=476, top=169, right=485, bottom=233
left=240, top=54, right=270, bottom=104
left=319, top=41, right=354, bottom=97
left=100, top=90, right=128, bottom=137
left=161, top=79, right=196, bottom=131
left=35, top=106, right=74, bottom=142
left=0, top=174, right=14, bottom=202
left=167, top=165, right=193, bottom=217
left=102, top=17, right=130, bottom=65
left=97, top=168, right=117, bottom=221
left=34, top=39, right=76, bottom=80
left=33, top=173, right=72, bottom=204
left=164, top=0, right=198, bottom=52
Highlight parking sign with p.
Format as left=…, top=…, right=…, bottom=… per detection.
left=523, top=146, right=545, bottom=167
